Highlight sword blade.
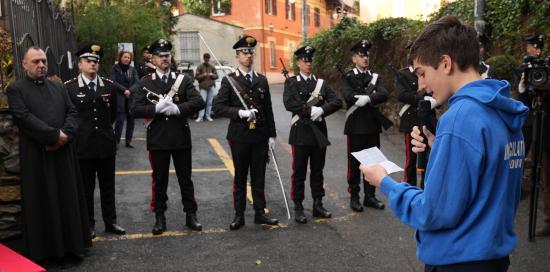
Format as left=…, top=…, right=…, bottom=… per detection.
left=270, top=147, right=291, bottom=219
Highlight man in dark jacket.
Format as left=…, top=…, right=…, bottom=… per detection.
left=6, top=46, right=91, bottom=261
left=132, top=39, right=205, bottom=235
left=212, top=35, right=278, bottom=230
left=66, top=42, right=126, bottom=238
left=283, top=45, right=342, bottom=223
left=341, top=40, right=392, bottom=212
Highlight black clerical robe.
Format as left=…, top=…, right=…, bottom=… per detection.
left=6, top=76, right=91, bottom=261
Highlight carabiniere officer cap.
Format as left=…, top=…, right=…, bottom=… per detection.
left=350, top=39, right=372, bottom=56
left=294, top=45, right=315, bottom=62
left=233, top=35, right=257, bottom=54
left=149, top=39, right=172, bottom=56
left=525, top=34, right=544, bottom=50
left=76, top=42, right=103, bottom=62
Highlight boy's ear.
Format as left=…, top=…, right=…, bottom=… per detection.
left=440, top=54, right=453, bottom=75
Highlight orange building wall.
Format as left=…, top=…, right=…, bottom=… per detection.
left=211, top=0, right=335, bottom=83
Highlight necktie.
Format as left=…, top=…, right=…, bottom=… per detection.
left=88, top=81, right=95, bottom=92
left=245, top=74, right=252, bottom=82
left=162, top=75, right=167, bottom=84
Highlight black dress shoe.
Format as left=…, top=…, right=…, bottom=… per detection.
left=364, top=196, right=385, bottom=210
left=90, top=226, right=96, bottom=239
left=229, top=213, right=245, bottom=230
left=186, top=213, right=203, bottom=231
left=105, top=223, right=126, bottom=235
left=254, top=212, right=278, bottom=225
left=125, top=143, right=134, bottom=148
left=152, top=213, right=167, bottom=235
left=294, top=209, right=307, bottom=224
left=350, top=196, right=364, bottom=212
left=312, top=198, right=331, bottom=218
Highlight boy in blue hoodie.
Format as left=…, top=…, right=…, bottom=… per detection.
left=360, top=16, right=529, bottom=271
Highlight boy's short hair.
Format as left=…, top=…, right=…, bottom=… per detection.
left=408, top=16, right=479, bottom=72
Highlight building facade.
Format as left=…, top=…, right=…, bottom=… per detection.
left=172, top=13, right=244, bottom=68
left=359, top=0, right=452, bottom=23
left=197, top=0, right=341, bottom=83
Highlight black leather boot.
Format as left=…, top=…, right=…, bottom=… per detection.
left=350, top=194, right=364, bottom=212
left=105, top=223, right=126, bottom=235
left=229, top=212, right=245, bottom=230
left=152, top=213, right=166, bottom=235
left=294, top=202, right=307, bottom=224
left=186, top=213, right=203, bottom=231
left=312, top=198, right=331, bottom=218
left=254, top=210, right=278, bottom=225
left=364, top=195, right=385, bottom=210
left=90, top=226, right=96, bottom=239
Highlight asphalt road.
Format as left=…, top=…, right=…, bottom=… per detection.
left=48, top=84, right=550, bottom=272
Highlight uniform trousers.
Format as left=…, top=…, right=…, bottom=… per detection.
left=149, top=149, right=197, bottom=214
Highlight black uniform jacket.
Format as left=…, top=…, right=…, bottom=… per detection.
left=132, top=71, right=205, bottom=150
left=341, top=68, right=389, bottom=135
left=395, top=67, right=437, bottom=133
left=66, top=75, right=119, bottom=159
left=212, top=69, right=276, bottom=144
left=283, top=74, right=342, bottom=146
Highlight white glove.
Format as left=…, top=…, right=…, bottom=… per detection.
left=268, top=137, right=276, bottom=149
left=518, top=73, right=526, bottom=94
left=354, top=95, right=371, bottom=107
left=155, top=96, right=170, bottom=113
left=238, top=109, right=258, bottom=122
left=423, top=96, right=438, bottom=110
left=164, top=101, right=180, bottom=116
left=310, top=106, right=324, bottom=121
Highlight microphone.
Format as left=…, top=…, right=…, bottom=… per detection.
left=416, top=100, right=432, bottom=186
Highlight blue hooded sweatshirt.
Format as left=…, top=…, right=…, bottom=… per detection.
left=380, top=79, right=528, bottom=265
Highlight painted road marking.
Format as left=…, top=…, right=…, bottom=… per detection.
left=116, top=168, right=228, bottom=175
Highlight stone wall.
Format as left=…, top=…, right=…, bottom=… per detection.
left=0, top=109, right=21, bottom=241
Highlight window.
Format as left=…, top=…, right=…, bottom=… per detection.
left=314, top=7, right=320, bottom=27
left=178, top=32, right=200, bottom=63
left=306, top=5, right=310, bottom=25
left=265, top=0, right=277, bottom=15
left=269, top=41, right=276, bottom=67
left=212, top=0, right=231, bottom=15
left=285, top=0, right=296, bottom=20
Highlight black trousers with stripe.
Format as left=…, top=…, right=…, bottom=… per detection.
left=149, top=149, right=197, bottom=214
left=80, top=156, right=117, bottom=226
left=229, top=140, right=268, bottom=213
left=346, top=134, right=379, bottom=196
left=291, top=145, right=326, bottom=202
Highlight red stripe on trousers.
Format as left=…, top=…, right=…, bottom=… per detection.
left=404, top=133, right=411, bottom=181
left=290, top=145, right=295, bottom=200
left=148, top=151, right=156, bottom=212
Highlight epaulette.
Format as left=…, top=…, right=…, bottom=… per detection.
left=64, top=77, right=77, bottom=85
left=101, top=77, right=114, bottom=84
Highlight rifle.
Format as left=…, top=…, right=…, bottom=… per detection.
left=388, top=64, right=417, bottom=94
left=280, top=58, right=290, bottom=79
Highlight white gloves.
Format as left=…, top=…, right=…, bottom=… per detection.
left=354, top=95, right=371, bottom=107
left=268, top=137, right=276, bottom=149
left=423, top=96, right=438, bottom=110
left=238, top=109, right=258, bottom=122
left=156, top=96, right=180, bottom=116
left=518, top=73, right=526, bottom=94
left=310, top=106, right=324, bottom=121
left=155, top=95, right=169, bottom=113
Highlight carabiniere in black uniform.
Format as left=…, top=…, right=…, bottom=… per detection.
left=212, top=35, right=278, bottom=230
left=395, top=66, right=437, bottom=188
left=283, top=45, right=342, bottom=223
left=132, top=39, right=205, bottom=235
left=342, top=40, right=392, bottom=212
left=65, top=42, right=126, bottom=238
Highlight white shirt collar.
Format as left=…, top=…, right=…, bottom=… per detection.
left=300, top=72, right=316, bottom=81
left=81, top=74, right=98, bottom=87
left=156, top=69, right=171, bottom=79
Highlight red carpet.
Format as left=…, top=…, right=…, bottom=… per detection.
left=0, top=244, right=45, bottom=272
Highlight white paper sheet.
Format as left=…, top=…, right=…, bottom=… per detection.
left=351, top=147, right=403, bottom=174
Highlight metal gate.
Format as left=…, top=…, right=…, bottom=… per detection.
left=6, top=0, right=78, bottom=81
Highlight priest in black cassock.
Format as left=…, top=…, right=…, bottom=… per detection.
left=6, top=46, right=91, bottom=262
